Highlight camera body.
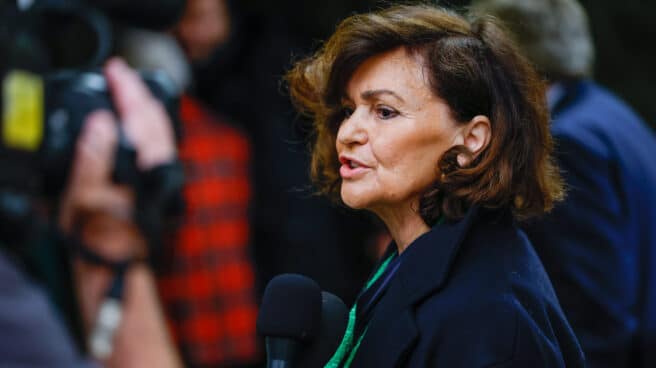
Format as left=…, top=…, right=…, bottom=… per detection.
left=2, top=69, right=180, bottom=191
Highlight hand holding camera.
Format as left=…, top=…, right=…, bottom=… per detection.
left=58, top=58, right=176, bottom=261
left=57, top=58, right=181, bottom=367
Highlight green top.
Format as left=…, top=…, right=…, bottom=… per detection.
left=324, top=252, right=397, bottom=368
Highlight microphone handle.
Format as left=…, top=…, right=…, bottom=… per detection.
left=265, top=337, right=302, bottom=368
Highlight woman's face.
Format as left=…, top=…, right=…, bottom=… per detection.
left=336, top=48, right=462, bottom=214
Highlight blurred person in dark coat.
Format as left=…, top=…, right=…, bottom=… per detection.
left=472, top=0, right=656, bottom=366
left=173, top=0, right=378, bottom=306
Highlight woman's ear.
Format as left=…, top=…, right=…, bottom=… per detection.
left=458, top=115, right=491, bottom=167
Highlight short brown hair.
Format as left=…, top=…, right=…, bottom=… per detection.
left=286, top=4, right=563, bottom=224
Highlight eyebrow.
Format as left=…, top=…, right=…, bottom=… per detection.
left=361, top=89, right=405, bottom=103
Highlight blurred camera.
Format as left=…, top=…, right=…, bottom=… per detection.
left=0, top=0, right=185, bottom=246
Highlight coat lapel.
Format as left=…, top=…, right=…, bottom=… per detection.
left=349, top=206, right=482, bottom=367
left=398, top=206, right=480, bottom=305
left=348, top=278, right=418, bottom=367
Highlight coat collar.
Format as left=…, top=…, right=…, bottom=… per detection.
left=548, top=80, right=589, bottom=118
left=395, top=205, right=481, bottom=306
left=351, top=206, right=484, bottom=367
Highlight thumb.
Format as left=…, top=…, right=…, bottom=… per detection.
left=59, top=110, right=121, bottom=232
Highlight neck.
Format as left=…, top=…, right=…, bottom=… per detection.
left=372, top=201, right=430, bottom=254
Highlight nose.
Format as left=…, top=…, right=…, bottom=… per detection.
left=337, top=109, right=368, bottom=147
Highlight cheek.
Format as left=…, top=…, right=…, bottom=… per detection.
left=370, top=131, right=447, bottom=192
left=370, top=127, right=414, bottom=163
left=373, top=131, right=444, bottom=170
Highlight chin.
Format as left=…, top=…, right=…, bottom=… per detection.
left=340, top=185, right=372, bottom=210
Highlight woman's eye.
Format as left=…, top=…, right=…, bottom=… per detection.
left=341, top=106, right=354, bottom=119
left=376, top=106, right=399, bottom=120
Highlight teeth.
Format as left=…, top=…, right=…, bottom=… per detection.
left=350, top=161, right=360, bottom=168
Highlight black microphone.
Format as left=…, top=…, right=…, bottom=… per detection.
left=257, top=274, right=322, bottom=368
left=86, top=0, right=187, bottom=30
left=297, top=291, right=349, bottom=368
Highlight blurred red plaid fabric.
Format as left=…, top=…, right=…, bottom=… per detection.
left=158, top=95, right=260, bottom=367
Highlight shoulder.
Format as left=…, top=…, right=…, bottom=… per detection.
left=412, top=277, right=583, bottom=367
left=555, top=81, right=643, bottom=128
left=410, top=221, right=583, bottom=366
left=410, top=288, right=583, bottom=366
left=549, top=82, right=656, bottom=203
left=0, top=251, right=92, bottom=366
left=552, top=81, right=654, bottom=160
left=413, top=220, right=552, bottom=331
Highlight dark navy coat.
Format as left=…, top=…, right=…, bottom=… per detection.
left=0, top=249, right=94, bottom=366
left=349, top=207, right=585, bottom=367
left=523, top=80, right=656, bottom=368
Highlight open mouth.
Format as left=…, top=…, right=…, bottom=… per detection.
left=339, top=155, right=367, bottom=169
left=348, top=160, right=361, bottom=169
left=339, top=155, right=370, bottom=178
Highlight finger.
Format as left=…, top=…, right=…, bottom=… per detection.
left=104, top=57, right=176, bottom=169
left=59, top=111, right=119, bottom=232
left=104, top=57, right=156, bottom=118
left=121, top=98, right=176, bottom=169
left=72, top=110, right=118, bottom=185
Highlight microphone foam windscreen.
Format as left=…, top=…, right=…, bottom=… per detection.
left=298, top=291, right=349, bottom=367
left=257, top=274, right=322, bottom=341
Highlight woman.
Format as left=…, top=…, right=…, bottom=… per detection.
left=286, top=4, right=585, bottom=368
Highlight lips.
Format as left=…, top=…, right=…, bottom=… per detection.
left=339, top=155, right=371, bottom=179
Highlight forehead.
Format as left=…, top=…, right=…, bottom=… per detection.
left=346, top=47, right=432, bottom=99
